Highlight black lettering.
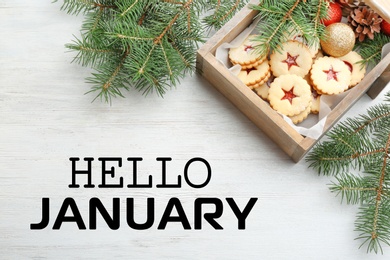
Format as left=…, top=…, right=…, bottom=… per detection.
left=156, top=157, right=181, bottom=188
left=226, top=198, right=257, bottom=229
left=89, top=198, right=120, bottom=230
left=127, top=198, right=154, bottom=230
left=126, top=157, right=152, bottom=188
left=98, top=157, right=123, bottom=188
left=184, top=158, right=211, bottom=188
left=158, top=198, right=191, bottom=230
left=69, top=157, right=95, bottom=188
left=194, top=198, right=223, bottom=229
left=52, top=198, right=86, bottom=229
left=30, top=198, right=50, bottom=230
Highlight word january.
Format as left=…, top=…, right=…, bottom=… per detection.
left=30, top=157, right=258, bottom=230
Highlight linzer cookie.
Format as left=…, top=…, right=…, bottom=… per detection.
left=229, top=35, right=266, bottom=68
left=250, top=70, right=271, bottom=88
left=289, top=105, right=311, bottom=124
left=237, top=60, right=270, bottom=88
left=254, top=74, right=275, bottom=100
left=240, top=59, right=265, bottom=70
left=288, top=32, right=320, bottom=58
left=336, top=51, right=366, bottom=88
left=270, top=40, right=313, bottom=78
left=314, top=49, right=324, bottom=61
left=310, top=56, right=351, bottom=95
left=268, top=74, right=312, bottom=117
left=310, top=88, right=321, bottom=114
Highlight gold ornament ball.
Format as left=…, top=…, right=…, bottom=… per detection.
left=320, top=23, right=355, bottom=57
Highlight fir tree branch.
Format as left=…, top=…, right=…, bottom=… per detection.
left=356, top=202, right=390, bottom=254
left=307, top=91, right=390, bottom=253
left=318, top=148, right=386, bottom=162
left=330, top=174, right=377, bottom=205
left=250, top=0, right=326, bottom=57
left=265, top=0, right=301, bottom=46
left=313, top=0, right=322, bottom=32
left=355, top=33, right=390, bottom=67
left=66, top=36, right=121, bottom=67
left=56, top=0, right=116, bottom=15
left=213, top=0, right=222, bottom=19
left=154, top=0, right=193, bottom=44
left=91, top=7, right=103, bottom=31
left=170, top=41, right=191, bottom=68
left=103, top=50, right=129, bottom=91
left=219, top=0, right=241, bottom=23
left=139, top=44, right=156, bottom=74
left=59, top=0, right=251, bottom=101
left=94, top=2, right=116, bottom=9
left=120, top=0, right=139, bottom=17
left=187, top=7, right=191, bottom=32
left=160, top=44, right=173, bottom=76
left=116, top=34, right=154, bottom=41
left=354, top=111, right=390, bottom=133
left=376, top=133, right=390, bottom=202
left=203, top=0, right=248, bottom=29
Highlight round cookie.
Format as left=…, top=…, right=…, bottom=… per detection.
left=336, top=51, right=366, bottom=88
left=229, top=35, right=266, bottom=67
left=268, top=74, right=312, bottom=117
left=289, top=105, right=311, bottom=124
left=289, top=33, right=320, bottom=58
left=270, top=40, right=313, bottom=78
left=254, top=74, right=275, bottom=100
left=238, top=60, right=270, bottom=87
left=310, top=56, right=351, bottom=95
left=250, top=71, right=271, bottom=89
left=310, top=88, right=321, bottom=114
left=240, top=58, right=265, bottom=70
left=314, top=49, right=324, bottom=61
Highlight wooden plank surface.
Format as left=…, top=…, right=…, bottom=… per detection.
left=1, top=1, right=390, bottom=259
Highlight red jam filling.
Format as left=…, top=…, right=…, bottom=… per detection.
left=244, top=45, right=253, bottom=52
left=343, top=61, right=353, bottom=73
left=266, top=75, right=275, bottom=88
left=282, top=52, right=300, bottom=70
left=312, top=89, right=319, bottom=98
left=323, top=66, right=339, bottom=81
left=245, top=67, right=256, bottom=74
left=281, top=87, right=297, bottom=104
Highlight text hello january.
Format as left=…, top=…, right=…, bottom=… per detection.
left=30, top=157, right=258, bottom=230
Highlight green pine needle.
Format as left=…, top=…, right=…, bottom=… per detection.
left=355, top=33, right=390, bottom=68
left=56, top=0, right=248, bottom=102
left=307, top=91, right=390, bottom=254
left=250, top=0, right=327, bottom=58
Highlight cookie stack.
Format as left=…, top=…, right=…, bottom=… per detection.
left=268, top=74, right=312, bottom=124
left=229, top=35, right=271, bottom=90
left=228, top=34, right=366, bottom=124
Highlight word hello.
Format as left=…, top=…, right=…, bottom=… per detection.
left=67, top=157, right=213, bottom=188
left=30, top=157, right=258, bottom=230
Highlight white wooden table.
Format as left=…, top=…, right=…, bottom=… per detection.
left=1, top=1, right=389, bottom=259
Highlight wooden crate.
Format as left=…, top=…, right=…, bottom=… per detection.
left=196, top=0, right=390, bottom=162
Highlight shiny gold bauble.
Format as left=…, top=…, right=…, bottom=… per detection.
left=320, top=23, right=355, bottom=57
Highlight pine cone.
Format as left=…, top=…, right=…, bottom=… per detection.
left=337, top=0, right=365, bottom=17
left=348, top=6, right=382, bottom=42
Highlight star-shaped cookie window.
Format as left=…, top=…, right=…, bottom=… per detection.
left=323, top=66, right=339, bottom=81
left=283, top=53, right=299, bottom=70
left=281, top=87, right=297, bottom=105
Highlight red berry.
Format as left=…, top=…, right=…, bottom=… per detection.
left=321, top=2, right=343, bottom=27
left=381, top=20, right=390, bottom=36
